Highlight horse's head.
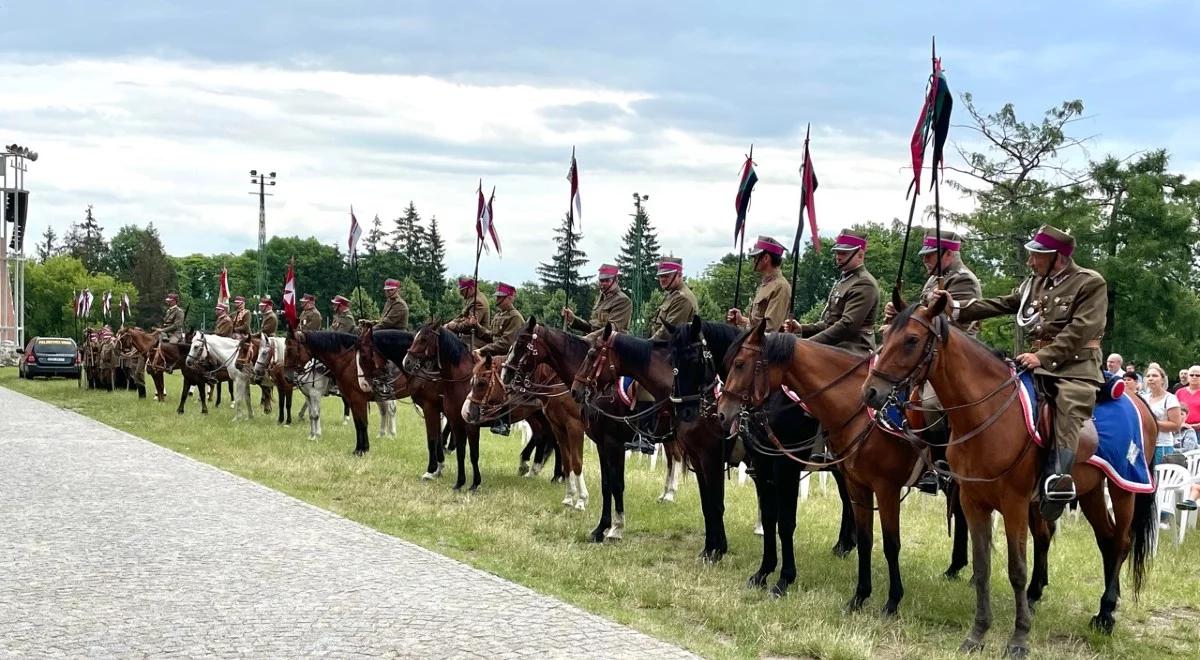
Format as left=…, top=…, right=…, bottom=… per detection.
left=403, top=320, right=442, bottom=374
left=667, top=315, right=718, bottom=424
left=716, top=319, right=778, bottom=431
left=281, top=334, right=311, bottom=385
left=862, top=294, right=948, bottom=410
left=463, top=355, right=507, bottom=424
left=571, top=322, right=619, bottom=404
left=503, top=316, right=544, bottom=388
left=236, top=336, right=259, bottom=375
left=252, top=334, right=276, bottom=381
left=185, top=332, right=208, bottom=369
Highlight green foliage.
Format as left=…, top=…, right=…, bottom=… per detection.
left=24, top=256, right=137, bottom=338
left=347, top=286, right=380, bottom=321
left=397, top=277, right=430, bottom=325
left=616, top=193, right=661, bottom=322
left=536, top=214, right=590, bottom=311
left=62, top=205, right=109, bottom=274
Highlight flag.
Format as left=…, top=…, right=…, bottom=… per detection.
left=348, top=206, right=362, bottom=260
left=282, top=259, right=298, bottom=330
left=794, top=127, right=821, bottom=255
left=102, top=291, right=111, bottom=319
left=476, top=184, right=501, bottom=255
left=73, top=289, right=80, bottom=318
left=82, top=289, right=94, bottom=318
left=218, top=267, right=230, bottom=306
left=908, top=56, right=953, bottom=197
left=121, top=293, right=130, bottom=325
left=734, top=153, right=758, bottom=246
left=567, top=150, right=582, bottom=229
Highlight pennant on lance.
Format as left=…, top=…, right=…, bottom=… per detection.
left=733, top=147, right=758, bottom=246
left=476, top=183, right=501, bottom=255
left=908, top=46, right=953, bottom=197
left=348, top=206, right=362, bottom=259
left=567, top=148, right=582, bottom=229
left=282, top=259, right=298, bottom=330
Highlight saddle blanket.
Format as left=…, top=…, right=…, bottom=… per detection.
left=1016, top=371, right=1153, bottom=494
left=617, top=376, right=638, bottom=409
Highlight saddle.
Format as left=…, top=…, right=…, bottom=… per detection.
left=1029, top=371, right=1133, bottom=477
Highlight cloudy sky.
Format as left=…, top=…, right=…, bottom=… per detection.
left=2, top=1, right=1197, bottom=285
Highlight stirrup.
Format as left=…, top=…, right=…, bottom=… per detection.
left=915, top=471, right=939, bottom=495
left=489, top=422, right=511, bottom=436
left=1042, top=474, right=1076, bottom=502
left=809, top=451, right=836, bottom=470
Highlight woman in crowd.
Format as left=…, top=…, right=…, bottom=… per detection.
left=1145, top=363, right=1183, bottom=464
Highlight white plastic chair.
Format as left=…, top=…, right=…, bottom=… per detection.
left=1154, top=463, right=1191, bottom=550
left=1178, top=450, right=1200, bottom=532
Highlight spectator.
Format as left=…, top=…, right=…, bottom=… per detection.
left=1122, top=371, right=1145, bottom=397
left=1176, top=365, right=1200, bottom=450
left=1106, top=353, right=1124, bottom=374
left=1144, top=364, right=1183, bottom=465
left=1125, top=363, right=1138, bottom=376
left=1174, top=368, right=1189, bottom=393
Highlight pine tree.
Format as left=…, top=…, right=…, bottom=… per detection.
left=616, top=193, right=661, bottom=332
left=36, top=226, right=58, bottom=262
left=389, top=201, right=427, bottom=279
left=423, top=215, right=447, bottom=302
left=63, top=205, right=110, bottom=274
left=364, top=214, right=385, bottom=256
left=536, top=214, right=589, bottom=310
left=124, top=224, right=178, bottom=326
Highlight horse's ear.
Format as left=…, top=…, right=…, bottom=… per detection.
left=891, top=285, right=906, bottom=314
left=690, top=315, right=703, bottom=338
left=750, top=317, right=767, bottom=343
left=602, top=321, right=614, bottom=340
left=526, top=316, right=536, bottom=330
left=927, top=290, right=949, bottom=319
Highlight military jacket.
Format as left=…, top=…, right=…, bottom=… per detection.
left=956, top=262, right=1107, bottom=382
left=739, top=273, right=792, bottom=332
left=919, top=264, right=983, bottom=335
left=447, top=293, right=491, bottom=350
left=231, top=309, right=251, bottom=336
left=378, top=297, right=409, bottom=330
left=214, top=314, right=233, bottom=337
left=298, top=308, right=323, bottom=332
left=330, top=311, right=357, bottom=334
left=260, top=310, right=278, bottom=336
left=478, top=307, right=526, bottom=357
left=160, top=305, right=185, bottom=343
left=650, top=284, right=698, bottom=341
left=571, top=288, right=633, bottom=334
left=798, top=265, right=879, bottom=356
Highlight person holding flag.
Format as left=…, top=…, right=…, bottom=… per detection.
left=231, top=296, right=251, bottom=338
left=727, top=236, right=792, bottom=332
left=376, top=278, right=409, bottom=330
left=258, top=296, right=278, bottom=336
left=155, top=293, right=186, bottom=343
left=445, top=277, right=490, bottom=351
left=297, top=294, right=323, bottom=332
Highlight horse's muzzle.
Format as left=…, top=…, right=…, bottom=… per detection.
left=862, top=383, right=889, bottom=410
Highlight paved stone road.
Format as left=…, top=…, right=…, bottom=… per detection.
left=0, top=386, right=696, bottom=659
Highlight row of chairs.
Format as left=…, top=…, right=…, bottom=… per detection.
left=1154, top=449, right=1200, bottom=548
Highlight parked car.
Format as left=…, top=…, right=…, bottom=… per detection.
left=18, top=337, right=81, bottom=379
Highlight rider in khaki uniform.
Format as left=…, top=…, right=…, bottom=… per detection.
left=727, top=236, right=793, bottom=332
left=258, top=297, right=278, bottom=336
left=563, top=263, right=633, bottom=335
left=297, top=294, right=323, bottom=332
left=156, top=293, right=186, bottom=344
left=213, top=303, right=234, bottom=337
left=445, top=277, right=491, bottom=351
left=784, top=230, right=879, bottom=355
left=377, top=278, right=409, bottom=330
left=329, top=295, right=357, bottom=334
left=939, top=224, right=1106, bottom=521
left=649, top=257, right=698, bottom=341
left=474, top=282, right=525, bottom=436
left=230, top=296, right=251, bottom=338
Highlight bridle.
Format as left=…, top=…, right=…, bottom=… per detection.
left=570, top=333, right=616, bottom=399
left=867, top=312, right=944, bottom=394
left=668, top=333, right=721, bottom=419
left=406, top=327, right=471, bottom=383
left=188, top=332, right=237, bottom=380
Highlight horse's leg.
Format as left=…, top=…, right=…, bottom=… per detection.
left=878, top=483, right=905, bottom=615
left=771, top=456, right=801, bottom=597
left=830, top=468, right=857, bottom=557
left=604, top=430, right=629, bottom=541
left=342, top=396, right=351, bottom=425
left=239, top=376, right=253, bottom=420
left=1083, top=483, right=1125, bottom=634
left=176, top=378, right=190, bottom=415
left=748, top=455, right=779, bottom=589
left=519, top=433, right=536, bottom=475
left=352, top=397, right=370, bottom=456
left=845, top=479, right=875, bottom=612
left=659, top=450, right=682, bottom=503
left=151, top=370, right=165, bottom=402
left=284, top=385, right=293, bottom=426
left=697, top=436, right=727, bottom=563
left=198, top=381, right=209, bottom=414
left=1026, top=504, right=1054, bottom=608
left=451, top=418, right=468, bottom=490
left=960, top=496, right=994, bottom=653
left=592, top=438, right=615, bottom=542
left=571, top=422, right=588, bottom=510
left=1000, top=502, right=1033, bottom=657
left=420, top=403, right=443, bottom=478
left=308, top=390, right=322, bottom=440
left=946, top=481, right=970, bottom=579
left=468, top=425, right=483, bottom=492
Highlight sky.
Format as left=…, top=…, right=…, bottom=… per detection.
left=1, top=0, right=1197, bottom=287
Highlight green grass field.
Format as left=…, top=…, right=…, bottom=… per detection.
left=3, top=369, right=1198, bottom=658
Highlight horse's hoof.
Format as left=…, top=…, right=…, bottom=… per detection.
left=844, top=596, right=867, bottom=613
left=1004, top=644, right=1029, bottom=658
left=769, top=579, right=792, bottom=599
left=469, top=485, right=481, bottom=493
left=699, top=549, right=724, bottom=564
left=352, top=450, right=366, bottom=457
left=1089, top=614, right=1114, bottom=635
left=959, top=639, right=985, bottom=654
left=746, top=572, right=769, bottom=589
left=944, top=567, right=963, bottom=581
left=881, top=602, right=899, bottom=617
left=590, top=531, right=605, bottom=543
left=574, top=501, right=587, bottom=511
left=561, top=498, right=574, bottom=507
left=177, top=410, right=184, bottom=416
left=657, top=493, right=676, bottom=503
left=833, top=544, right=854, bottom=559
left=420, top=472, right=436, bottom=481
left=518, top=462, right=530, bottom=476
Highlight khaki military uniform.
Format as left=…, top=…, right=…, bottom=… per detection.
left=797, top=265, right=879, bottom=356
left=738, top=273, right=792, bottom=332
left=214, top=314, right=233, bottom=337
left=231, top=308, right=251, bottom=337
left=159, top=305, right=185, bottom=343
left=571, top=288, right=633, bottom=334
left=298, top=308, right=323, bottom=332
left=955, top=262, right=1107, bottom=457
left=919, top=264, right=983, bottom=335
left=478, top=306, right=526, bottom=358
left=378, top=297, right=409, bottom=330
left=260, top=310, right=278, bottom=336
left=330, top=311, right=357, bottom=334
left=650, top=284, right=698, bottom=341
left=446, top=292, right=491, bottom=350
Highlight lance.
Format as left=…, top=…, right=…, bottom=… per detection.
left=563, top=147, right=576, bottom=329
left=789, top=125, right=810, bottom=316
left=931, top=36, right=945, bottom=288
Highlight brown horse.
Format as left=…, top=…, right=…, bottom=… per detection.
left=464, top=355, right=589, bottom=508
left=862, top=298, right=1156, bottom=654
left=117, top=327, right=222, bottom=414
left=245, top=334, right=297, bottom=425
left=290, top=330, right=380, bottom=455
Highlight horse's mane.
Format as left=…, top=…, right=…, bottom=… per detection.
left=696, top=321, right=743, bottom=364
left=611, top=333, right=666, bottom=370
left=302, top=331, right=359, bottom=353
left=890, top=302, right=1009, bottom=362
left=726, top=330, right=797, bottom=368
left=434, top=325, right=470, bottom=365
left=370, top=329, right=415, bottom=364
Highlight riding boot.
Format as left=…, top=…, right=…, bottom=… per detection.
left=1039, top=447, right=1077, bottom=522
left=916, top=471, right=939, bottom=495
left=490, top=413, right=511, bottom=436
left=624, top=401, right=659, bottom=455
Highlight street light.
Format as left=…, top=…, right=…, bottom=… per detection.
left=248, top=169, right=277, bottom=317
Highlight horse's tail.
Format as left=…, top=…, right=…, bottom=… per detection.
left=1129, top=487, right=1156, bottom=597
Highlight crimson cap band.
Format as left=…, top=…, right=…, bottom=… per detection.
left=598, top=264, right=619, bottom=280
left=259, top=296, right=273, bottom=307
left=748, top=235, right=785, bottom=257
left=233, top=296, right=245, bottom=304
left=917, top=229, right=963, bottom=255
left=832, top=230, right=868, bottom=252
left=1024, top=224, right=1075, bottom=257
left=383, top=278, right=401, bottom=290
left=656, top=257, right=683, bottom=276
left=457, top=277, right=476, bottom=290
left=215, top=302, right=228, bottom=311
left=331, top=294, right=350, bottom=306
left=300, top=293, right=316, bottom=302
left=495, top=282, right=516, bottom=298
left=165, top=293, right=179, bottom=302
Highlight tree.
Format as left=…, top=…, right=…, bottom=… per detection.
left=110, top=224, right=178, bottom=327
left=616, top=193, right=661, bottom=329
left=35, top=226, right=58, bottom=263
left=23, top=256, right=136, bottom=338
left=390, top=201, right=427, bottom=279
left=364, top=214, right=385, bottom=256
left=423, top=215, right=447, bottom=303
left=63, top=205, right=109, bottom=274
left=536, top=214, right=589, bottom=311
left=347, top=286, right=381, bottom=321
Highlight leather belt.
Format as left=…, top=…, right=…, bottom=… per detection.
left=1030, top=338, right=1101, bottom=351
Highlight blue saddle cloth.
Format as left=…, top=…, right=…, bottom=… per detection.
left=1018, top=371, right=1152, bottom=494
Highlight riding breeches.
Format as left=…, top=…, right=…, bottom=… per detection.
left=1049, top=376, right=1097, bottom=456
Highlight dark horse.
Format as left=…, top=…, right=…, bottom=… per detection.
left=117, top=327, right=222, bottom=415
left=291, top=330, right=380, bottom=455
left=863, top=299, right=1156, bottom=654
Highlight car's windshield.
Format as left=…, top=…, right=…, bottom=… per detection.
left=35, top=339, right=77, bottom=354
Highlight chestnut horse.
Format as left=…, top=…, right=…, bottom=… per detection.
left=862, top=299, right=1156, bottom=654
left=289, top=330, right=381, bottom=455
left=117, top=327, right=222, bottom=414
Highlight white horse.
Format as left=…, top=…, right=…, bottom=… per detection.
left=186, top=332, right=254, bottom=421
left=282, top=353, right=396, bottom=442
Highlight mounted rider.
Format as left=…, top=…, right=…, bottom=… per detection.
left=297, top=294, right=323, bottom=332
left=563, top=263, right=633, bottom=337
left=474, top=282, right=525, bottom=436
left=727, top=235, right=792, bottom=332
left=258, top=296, right=278, bottom=336
left=329, top=295, right=357, bottom=334
left=376, top=278, right=409, bottom=330
left=783, top=230, right=880, bottom=464
left=650, top=257, right=698, bottom=341
left=231, top=296, right=251, bottom=338
left=445, top=277, right=491, bottom=351
left=213, top=302, right=234, bottom=337
left=155, top=293, right=186, bottom=344
left=935, top=224, right=1106, bottom=522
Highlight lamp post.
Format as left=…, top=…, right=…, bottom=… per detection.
left=248, top=170, right=276, bottom=309
left=1, top=144, right=36, bottom=347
